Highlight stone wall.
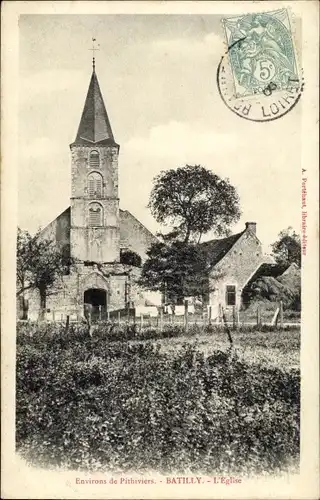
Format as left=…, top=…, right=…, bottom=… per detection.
left=26, top=262, right=155, bottom=321
left=40, top=208, right=70, bottom=252
left=70, top=145, right=119, bottom=199
left=38, top=207, right=155, bottom=264
left=119, top=210, right=157, bottom=262
left=71, top=226, right=120, bottom=262
left=70, top=144, right=120, bottom=263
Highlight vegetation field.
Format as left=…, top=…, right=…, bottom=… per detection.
left=156, top=329, right=300, bottom=371
left=16, top=322, right=300, bottom=476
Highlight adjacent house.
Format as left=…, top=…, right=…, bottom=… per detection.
left=202, top=222, right=271, bottom=316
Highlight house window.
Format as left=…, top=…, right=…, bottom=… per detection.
left=89, top=150, right=100, bottom=169
left=226, top=285, right=236, bottom=306
left=88, top=172, right=103, bottom=198
left=89, top=203, right=103, bottom=227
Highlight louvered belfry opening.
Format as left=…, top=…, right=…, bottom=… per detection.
left=88, top=172, right=103, bottom=198
left=89, top=202, right=103, bottom=227
left=89, top=150, right=100, bottom=168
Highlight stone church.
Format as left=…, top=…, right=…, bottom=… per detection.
left=24, top=62, right=272, bottom=322
left=27, top=63, right=158, bottom=321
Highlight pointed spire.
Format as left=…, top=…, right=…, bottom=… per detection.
left=73, top=68, right=116, bottom=146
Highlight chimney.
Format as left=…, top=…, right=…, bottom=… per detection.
left=245, top=222, right=257, bottom=234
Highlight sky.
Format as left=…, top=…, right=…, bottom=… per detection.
left=18, top=14, right=301, bottom=253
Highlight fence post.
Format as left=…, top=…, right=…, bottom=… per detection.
left=219, top=303, right=223, bottom=324
left=232, top=305, right=240, bottom=330
left=159, top=307, right=163, bottom=332
left=279, top=300, right=284, bottom=328
left=140, top=314, right=143, bottom=330
left=99, top=305, right=102, bottom=321
left=87, top=311, right=93, bottom=338
left=256, top=306, right=261, bottom=327
left=202, top=308, right=206, bottom=327
left=208, top=305, right=212, bottom=325
left=184, top=299, right=189, bottom=333
left=222, top=307, right=233, bottom=346
left=107, top=310, right=110, bottom=321
left=118, top=311, right=121, bottom=327
left=52, top=311, right=55, bottom=322
left=272, top=307, right=280, bottom=327
left=64, top=315, right=70, bottom=335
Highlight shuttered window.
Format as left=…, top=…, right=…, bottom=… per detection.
left=226, top=285, right=236, bottom=306
left=88, top=172, right=103, bottom=198
left=89, top=203, right=103, bottom=227
left=89, top=150, right=100, bottom=169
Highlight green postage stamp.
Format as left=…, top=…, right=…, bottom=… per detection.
left=222, top=9, right=300, bottom=98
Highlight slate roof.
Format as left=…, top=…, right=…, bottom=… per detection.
left=201, top=232, right=244, bottom=267
left=72, top=69, right=118, bottom=147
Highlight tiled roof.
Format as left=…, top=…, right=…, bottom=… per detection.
left=201, top=232, right=244, bottom=267
left=72, top=69, right=117, bottom=146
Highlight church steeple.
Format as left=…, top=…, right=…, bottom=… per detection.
left=70, top=62, right=120, bottom=264
left=73, top=67, right=116, bottom=146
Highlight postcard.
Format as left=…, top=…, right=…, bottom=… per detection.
left=1, top=1, right=319, bottom=499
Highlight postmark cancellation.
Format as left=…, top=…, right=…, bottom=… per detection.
left=218, top=8, right=303, bottom=121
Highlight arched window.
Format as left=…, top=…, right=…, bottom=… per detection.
left=89, top=150, right=100, bottom=169
left=89, top=203, right=103, bottom=227
left=88, top=172, right=103, bottom=198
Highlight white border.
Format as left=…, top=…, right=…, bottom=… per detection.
left=1, top=1, right=319, bottom=499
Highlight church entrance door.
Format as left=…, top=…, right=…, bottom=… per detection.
left=84, top=288, right=107, bottom=322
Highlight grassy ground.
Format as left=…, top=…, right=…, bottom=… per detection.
left=152, top=329, right=300, bottom=371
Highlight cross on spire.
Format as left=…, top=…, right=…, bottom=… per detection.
left=89, top=38, right=100, bottom=70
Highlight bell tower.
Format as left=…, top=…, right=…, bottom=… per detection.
left=70, top=61, right=120, bottom=263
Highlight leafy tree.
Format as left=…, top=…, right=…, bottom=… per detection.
left=148, top=164, right=241, bottom=243
left=271, top=227, right=301, bottom=268
left=17, top=228, right=74, bottom=319
left=120, top=249, right=142, bottom=267
left=139, top=234, right=214, bottom=306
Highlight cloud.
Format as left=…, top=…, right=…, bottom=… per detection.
left=123, top=120, right=236, bottom=169
left=20, top=69, right=84, bottom=101
left=18, top=135, right=70, bottom=234
left=119, top=120, right=239, bottom=240
left=119, top=119, right=300, bottom=251
left=150, top=32, right=224, bottom=59
left=20, top=136, right=57, bottom=160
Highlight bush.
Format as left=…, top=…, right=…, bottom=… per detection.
left=244, top=275, right=300, bottom=311
left=120, top=249, right=142, bottom=267
left=16, top=324, right=300, bottom=474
